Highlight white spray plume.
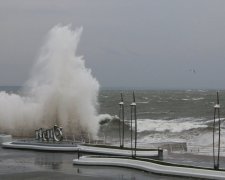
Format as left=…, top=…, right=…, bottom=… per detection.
left=0, top=25, right=100, bottom=138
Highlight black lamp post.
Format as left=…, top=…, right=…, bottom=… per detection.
left=119, top=93, right=125, bottom=148
left=213, top=91, right=221, bottom=170
left=130, top=91, right=137, bottom=158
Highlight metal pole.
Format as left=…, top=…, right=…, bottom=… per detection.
left=218, top=107, right=221, bottom=169
left=119, top=105, right=122, bottom=148
left=213, top=107, right=216, bottom=168
left=213, top=91, right=221, bottom=170
left=133, top=92, right=137, bottom=158
left=130, top=91, right=137, bottom=158
left=130, top=104, right=133, bottom=157
left=134, top=105, right=137, bottom=157
left=119, top=93, right=124, bottom=148
left=217, top=92, right=221, bottom=169
left=78, top=148, right=80, bottom=159
left=121, top=93, right=125, bottom=148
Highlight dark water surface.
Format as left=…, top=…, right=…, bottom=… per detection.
left=99, top=89, right=222, bottom=120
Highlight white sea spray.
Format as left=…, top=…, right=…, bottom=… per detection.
left=0, top=25, right=100, bottom=138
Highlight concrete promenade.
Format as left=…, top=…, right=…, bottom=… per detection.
left=73, top=156, right=225, bottom=180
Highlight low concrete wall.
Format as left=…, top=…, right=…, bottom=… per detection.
left=73, top=157, right=225, bottom=180
left=156, top=142, right=187, bottom=152
left=0, top=134, right=12, bottom=144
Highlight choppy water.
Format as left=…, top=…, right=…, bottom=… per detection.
left=99, top=89, right=220, bottom=120
left=2, top=86, right=225, bottom=155
left=99, top=89, right=225, bottom=155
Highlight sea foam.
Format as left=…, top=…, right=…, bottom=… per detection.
left=136, top=118, right=208, bottom=133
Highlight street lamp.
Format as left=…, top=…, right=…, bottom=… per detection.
left=119, top=93, right=125, bottom=148
left=213, top=91, right=221, bottom=170
left=130, top=91, right=137, bottom=158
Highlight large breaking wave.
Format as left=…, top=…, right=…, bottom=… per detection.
left=0, top=25, right=100, bottom=138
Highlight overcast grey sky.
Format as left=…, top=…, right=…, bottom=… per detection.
left=0, top=0, right=225, bottom=89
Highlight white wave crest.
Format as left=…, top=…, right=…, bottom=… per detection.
left=97, top=114, right=114, bottom=122
left=136, top=118, right=207, bottom=133
left=136, top=101, right=149, bottom=104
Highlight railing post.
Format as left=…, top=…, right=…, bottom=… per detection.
left=158, top=148, right=163, bottom=160
left=78, top=148, right=80, bottom=159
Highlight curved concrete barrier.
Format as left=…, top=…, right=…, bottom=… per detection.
left=0, top=134, right=12, bottom=144
left=2, top=141, right=78, bottom=151
left=1, top=141, right=166, bottom=159
left=78, top=145, right=164, bottom=158
left=73, top=156, right=225, bottom=180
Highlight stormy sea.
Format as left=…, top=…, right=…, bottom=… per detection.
left=3, top=86, right=224, bottom=156
left=98, top=89, right=225, bottom=156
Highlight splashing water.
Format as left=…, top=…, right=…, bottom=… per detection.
left=0, top=25, right=100, bottom=138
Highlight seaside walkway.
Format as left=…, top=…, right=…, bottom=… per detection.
left=73, top=156, right=225, bottom=180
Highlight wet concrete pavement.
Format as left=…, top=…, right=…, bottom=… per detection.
left=0, top=145, right=223, bottom=180
left=0, top=146, right=166, bottom=180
